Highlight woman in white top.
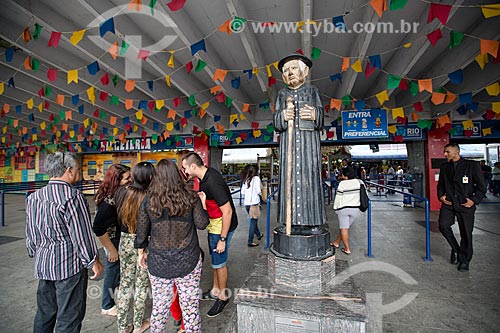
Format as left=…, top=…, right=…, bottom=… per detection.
left=241, top=165, right=263, bottom=247
left=331, top=167, right=363, bottom=255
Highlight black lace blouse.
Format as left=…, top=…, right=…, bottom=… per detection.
left=135, top=195, right=209, bottom=278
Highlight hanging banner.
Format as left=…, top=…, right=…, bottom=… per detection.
left=341, top=109, right=389, bottom=139
left=450, top=121, right=481, bottom=138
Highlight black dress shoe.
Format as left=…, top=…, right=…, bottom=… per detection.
left=457, top=262, right=469, bottom=272
left=450, top=250, right=458, bottom=265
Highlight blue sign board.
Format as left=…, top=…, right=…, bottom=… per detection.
left=394, top=124, right=424, bottom=140
left=341, top=109, right=389, bottom=139
left=450, top=121, right=482, bottom=138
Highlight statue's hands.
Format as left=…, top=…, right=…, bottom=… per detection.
left=284, top=97, right=295, bottom=122
left=299, top=104, right=316, bottom=121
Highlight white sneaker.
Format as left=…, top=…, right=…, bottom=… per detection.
left=101, top=305, right=117, bottom=316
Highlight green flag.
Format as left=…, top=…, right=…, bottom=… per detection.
left=410, top=81, right=419, bottom=97
left=449, top=31, right=464, bottom=49
left=342, top=94, right=351, bottom=106
left=195, top=59, right=207, bottom=72
left=311, top=47, right=321, bottom=60
left=389, top=0, right=408, bottom=10
left=188, top=95, right=196, bottom=107
left=32, top=58, right=40, bottom=72
left=33, top=23, right=42, bottom=40
left=120, top=40, right=130, bottom=55
left=387, top=74, right=402, bottom=89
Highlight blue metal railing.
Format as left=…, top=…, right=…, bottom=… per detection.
left=364, top=180, right=432, bottom=261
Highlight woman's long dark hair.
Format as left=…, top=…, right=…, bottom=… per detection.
left=118, top=162, right=154, bottom=233
left=95, top=164, right=130, bottom=205
left=149, top=159, right=198, bottom=218
left=241, top=164, right=258, bottom=188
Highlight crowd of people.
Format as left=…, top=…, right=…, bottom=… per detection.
left=26, top=152, right=239, bottom=333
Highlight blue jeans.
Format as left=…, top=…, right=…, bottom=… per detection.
left=102, top=237, right=120, bottom=310
left=245, top=205, right=262, bottom=245
left=208, top=231, right=234, bottom=269
left=34, top=269, right=88, bottom=333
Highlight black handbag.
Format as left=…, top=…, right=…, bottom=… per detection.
left=359, top=183, right=369, bottom=212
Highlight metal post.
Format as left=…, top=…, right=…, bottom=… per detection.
left=265, top=194, right=272, bottom=250
left=366, top=199, right=374, bottom=257
left=423, top=199, right=433, bottom=261
left=1, top=191, right=5, bottom=227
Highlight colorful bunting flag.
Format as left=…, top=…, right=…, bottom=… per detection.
left=137, top=49, right=150, bottom=60
left=125, top=80, right=135, bottom=92
left=166, top=0, right=186, bottom=11
left=23, top=56, right=32, bottom=70
left=418, top=79, right=432, bottom=93
left=311, top=47, right=321, bottom=60
left=376, top=90, right=389, bottom=105
left=387, top=74, right=402, bottom=89
left=48, top=32, right=62, bottom=48
left=185, top=61, right=193, bottom=74
left=218, top=19, right=232, bottom=35
left=486, top=82, right=500, bottom=96
left=87, top=61, right=100, bottom=75
left=22, top=27, right=32, bottom=44
left=449, top=31, right=464, bottom=49
left=390, top=0, right=408, bottom=11
left=87, top=87, right=95, bottom=105
left=392, top=107, right=404, bottom=119
left=427, top=3, right=452, bottom=25
left=213, top=69, right=228, bottom=82
left=351, top=59, right=363, bottom=72
left=480, top=40, right=499, bottom=57
left=370, top=0, right=387, bottom=17
left=231, top=77, right=241, bottom=89
left=99, top=18, right=115, bottom=37
left=67, top=70, right=78, bottom=84
left=427, top=29, right=442, bottom=46
left=448, top=69, right=463, bottom=84
left=481, top=4, right=500, bottom=18
left=120, top=40, right=130, bottom=55
left=190, top=39, right=206, bottom=55
left=47, top=68, right=58, bottom=82
left=341, top=57, right=349, bottom=72
left=33, top=23, right=42, bottom=40
left=195, top=59, right=207, bottom=72
left=475, top=53, right=489, bottom=70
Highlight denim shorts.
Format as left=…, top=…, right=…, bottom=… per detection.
left=208, top=231, right=234, bottom=269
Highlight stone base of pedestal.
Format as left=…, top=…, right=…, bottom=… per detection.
left=232, top=254, right=367, bottom=333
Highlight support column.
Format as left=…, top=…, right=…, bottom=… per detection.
left=425, top=129, right=450, bottom=211
left=192, top=136, right=210, bottom=191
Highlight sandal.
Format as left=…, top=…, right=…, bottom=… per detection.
left=341, top=248, right=351, bottom=255
left=133, top=320, right=150, bottom=333
left=330, top=242, right=339, bottom=248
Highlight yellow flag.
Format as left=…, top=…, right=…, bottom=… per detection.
left=32, top=134, right=37, bottom=141
left=388, top=125, right=398, bottom=134
left=67, top=69, right=78, bottom=84
left=2, top=126, right=7, bottom=134
left=475, top=53, right=488, bottom=70
left=0, top=82, right=4, bottom=95
left=40, top=122, right=46, bottom=130
left=253, top=129, right=262, bottom=138
left=392, top=107, right=404, bottom=119
left=1, top=137, right=4, bottom=143
left=87, top=86, right=95, bottom=105
left=481, top=4, right=500, bottom=18
left=273, top=61, right=279, bottom=71
left=113, top=128, right=119, bottom=135
left=27, top=98, right=34, bottom=109
left=240, top=114, right=246, bottom=120
left=135, top=110, right=143, bottom=120
left=235, top=137, right=242, bottom=144
left=376, top=90, right=389, bottom=105
left=70, top=30, right=86, bottom=45
left=83, top=118, right=89, bottom=128
left=38, top=102, right=43, bottom=112
left=201, top=102, right=210, bottom=109
left=351, top=59, right=363, bottom=72
left=69, top=131, right=75, bottom=138
left=167, top=51, right=175, bottom=68
left=492, top=102, right=500, bottom=113
left=266, top=64, right=272, bottom=77
left=482, top=128, right=492, bottom=136
left=252, top=68, right=259, bottom=75
left=155, top=99, right=164, bottom=110
left=166, top=122, right=174, bottom=131
left=230, top=114, right=239, bottom=123
left=165, top=75, right=171, bottom=87
left=404, top=43, right=412, bottom=48
left=485, top=82, right=500, bottom=96
left=462, top=119, right=474, bottom=129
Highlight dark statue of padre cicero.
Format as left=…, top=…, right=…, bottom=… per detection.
left=273, top=53, right=326, bottom=231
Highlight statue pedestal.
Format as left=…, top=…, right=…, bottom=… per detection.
left=232, top=254, right=367, bottom=333
left=271, top=225, right=334, bottom=260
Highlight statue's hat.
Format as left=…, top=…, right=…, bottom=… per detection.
left=278, top=53, right=313, bottom=72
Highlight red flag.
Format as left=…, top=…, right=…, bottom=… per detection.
left=393, top=135, right=404, bottom=143
left=148, top=101, right=154, bottom=111
left=166, top=0, right=186, bottom=11
left=364, top=62, right=376, bottom=78
left=427, top=29, right=442, bottom=46
left=99, top=91, right=108, bottom=101
left=173, top=97, right=181, bottom=107
left=48, top=32, right=62, bottom=48
left=398, top=78, right=408, bottom=90
left=47, top=68, right=58, bottom=82
left=295, top=48, right=304, bottom=55
left=427, top=4, right=452, bottom=25
left=215, top=92, right=226, bottom=103
left=268, top=77, right=277, bottom=87
left=100, top=72, right=110, bottom=85
left=413, top=102, right=423, bottom=112
left=185, top=61, right=193, bottom=74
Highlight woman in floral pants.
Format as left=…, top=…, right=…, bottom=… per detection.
left=135, top=159, right=209, bottom=333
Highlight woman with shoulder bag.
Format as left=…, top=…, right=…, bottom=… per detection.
left=241, top=165, right=264, bottom=247
left=331, top=167, right=364, bottom=255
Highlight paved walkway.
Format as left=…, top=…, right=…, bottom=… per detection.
left=1, top=192, right=499, bottom=332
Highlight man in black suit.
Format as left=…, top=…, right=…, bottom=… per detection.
left=437, top=143, right=486, bottom=272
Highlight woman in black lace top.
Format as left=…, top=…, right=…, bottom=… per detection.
left=135, top=159, right=209, bottom=333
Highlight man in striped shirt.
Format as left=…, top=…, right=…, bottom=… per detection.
left=26, top=152, right=103, bottom=332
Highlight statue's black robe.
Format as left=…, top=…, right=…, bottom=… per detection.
left=273, top=84, right=326, bottom=227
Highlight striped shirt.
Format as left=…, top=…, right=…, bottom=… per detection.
left=26, top=180, right=98, bottom=281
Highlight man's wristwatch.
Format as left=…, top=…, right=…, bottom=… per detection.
left=220, top=236, right=227, bottom=242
